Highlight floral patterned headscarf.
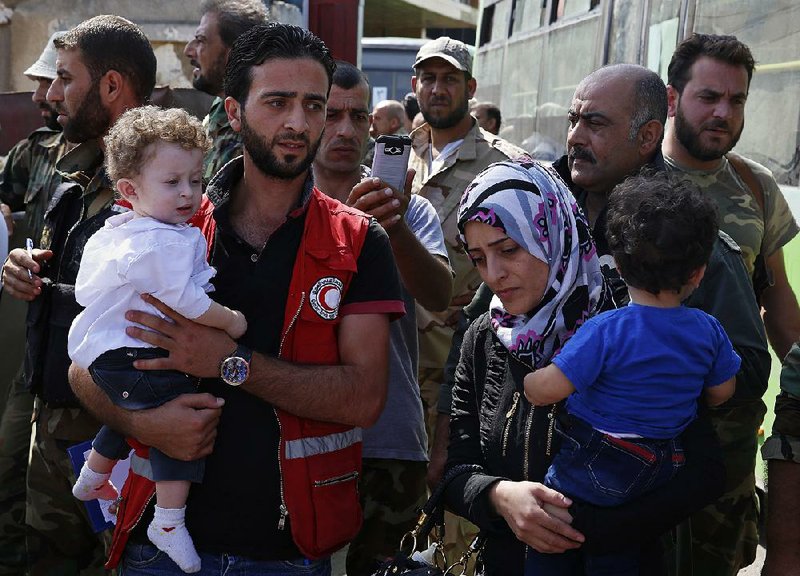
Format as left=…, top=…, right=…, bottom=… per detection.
left=457, top=160, right=610, bottom=368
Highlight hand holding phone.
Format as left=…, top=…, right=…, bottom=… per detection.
left=370, top=135, right=412, bottom=193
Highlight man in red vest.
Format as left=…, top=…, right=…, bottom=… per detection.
left=70, top=22, right=403, bottom=575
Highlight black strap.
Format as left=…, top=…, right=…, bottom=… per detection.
left=417, top=463, right=484, bottom=540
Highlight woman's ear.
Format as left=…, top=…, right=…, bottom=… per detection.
left=116, top=178, right=138, bottom=202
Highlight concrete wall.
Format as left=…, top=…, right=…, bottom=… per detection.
left=0, top=0, right=301, bottom=93
left=0, top=0, right=202, bottom=92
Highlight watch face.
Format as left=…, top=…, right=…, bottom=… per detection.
left=221, top=356, right=248, bottom=386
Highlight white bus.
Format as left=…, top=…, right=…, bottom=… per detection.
left=473, top=0, right=799, bottom=189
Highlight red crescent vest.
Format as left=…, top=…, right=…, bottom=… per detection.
left=105, top=188, right=370, bottom=567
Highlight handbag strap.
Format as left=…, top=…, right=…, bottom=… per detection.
left=403, top=463, right=484, bottom=550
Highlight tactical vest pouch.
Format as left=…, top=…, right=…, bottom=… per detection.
left=35, top=283, right=84, bottom=406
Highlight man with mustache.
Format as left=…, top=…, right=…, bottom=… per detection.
left=408, top=35, right=527, bottom=566
left=1, top=16, right=157, bottom=574
left=663, top=33, right=800, bottom=576
left=70, top=23, right=404, bottom=575
left=313, top=60, right=452, bottom=575
left=0, top=29, right=70, bottom=575
left=184, top=0, right=268, bottom=182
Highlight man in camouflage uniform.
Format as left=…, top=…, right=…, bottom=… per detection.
left=762, top=344, right=800, bottom=575
left=312, top=61, right=453, bottom=575
left=0, top=31, right=69, bottom=574
left=408, top=36, right=528, bottom=565
left=0, top=16, right=156, bottom=575
left=184, top=0, right=268, bottom=182
left=663, top=33, right=800, bottom=575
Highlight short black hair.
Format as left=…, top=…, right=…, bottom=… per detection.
left=481, top=102, right=502, bottom=131
left=201, top=0, right=270, bottom=48
left=224, top=22, right=336, bottom=105
left=332, top=60, right=369, bottom=91
left=402, top=92, right=419, bottom=122
left=55, top=15, right=156, bottom=103
left=606, top=171, right=718, bottom=295
left=668, top=33, right=756, bottom=95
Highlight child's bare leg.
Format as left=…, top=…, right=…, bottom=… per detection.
left=148, top=480, right=201, bottom=573
left=72, top=449, right=119, bottom=501
left=86, top=450, right=116, bottom=473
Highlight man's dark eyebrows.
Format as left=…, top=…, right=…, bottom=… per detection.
left=578, top=111, right=609, bottom=122
left=305, top=93, right=327, bottom=103
left=260, top=91, right=297, bottom=99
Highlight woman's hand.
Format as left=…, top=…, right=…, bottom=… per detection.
left=489, top=480, right=585, bottom=553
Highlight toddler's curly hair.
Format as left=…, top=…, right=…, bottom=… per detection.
left=606, top=170, right=718, bottom=294
left=104, top=106, right=211, bottom=182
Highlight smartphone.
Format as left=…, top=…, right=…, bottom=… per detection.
left=371, top=134, right=412, bottom=193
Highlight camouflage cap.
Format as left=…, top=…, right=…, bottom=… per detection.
left=24, top=31, right=68, bottom=80
left=414, top=36, right=472, bottom=75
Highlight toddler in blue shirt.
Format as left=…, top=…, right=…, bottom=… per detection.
left=523, top=171, right=739, bottom=576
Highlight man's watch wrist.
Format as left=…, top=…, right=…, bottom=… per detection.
left=219, top=344, right=253, bottom=386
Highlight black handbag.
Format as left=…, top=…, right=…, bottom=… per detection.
left=370, top=464, right=485, bottom=576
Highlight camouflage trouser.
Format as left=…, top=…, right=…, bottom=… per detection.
left=761, top=393, right=800, bottom=576
left=419, top=367, right=443, bottom=453
left=762, top=392, right=800, bottom=463
left=26, top=400, right=112, bottom=575
left=0, top=365, right=34, bottom=574
left=688, top=399, right=766, bottom=576
left=346, top=458, right=427, bottom=576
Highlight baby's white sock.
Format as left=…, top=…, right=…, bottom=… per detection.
left=72, top=464, right=119, bottom=501
left=147, top=505, right=201, bottom=573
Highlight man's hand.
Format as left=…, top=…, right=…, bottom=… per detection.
left=125, top=293, right=235, bottom=378
left=69, top=363, right=224, bottom=462
left=347, top=170, right=415, bottom=233
left=0, top=203, right=13, bottom=237
left=1, top=247, right=52, bottom=301
left=427, top=413, right=450, bottom=490
left=132, top=394, right=224, bottom=461
left=489, top=480, right=584, bottom=553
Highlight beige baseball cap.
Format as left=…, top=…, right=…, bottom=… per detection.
left=413, top=36, right=472, bottom=75
left=24, top=31, right=68, bottom=80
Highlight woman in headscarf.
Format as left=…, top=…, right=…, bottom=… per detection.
left=441, top=160, right=728, bottom=575
left=441, top=160, right=609, bottom=574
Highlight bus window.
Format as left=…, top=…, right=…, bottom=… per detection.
left=510, top=0, right=547, bottom=36
left=646, top=0, right=682, bottom=79
left=536, top=15, right=602, bottom=143
left=607, top=0, right=646, bottom=64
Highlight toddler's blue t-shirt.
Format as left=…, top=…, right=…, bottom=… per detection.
left=553, top=304, right=740, bottom=439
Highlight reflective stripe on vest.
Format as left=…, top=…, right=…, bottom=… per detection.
left=284, top=428, right=362, bottom=460
left=130, top=452, right=154, bottom=481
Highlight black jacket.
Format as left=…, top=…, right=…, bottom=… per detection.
left=444, top=314, right=727, bottom=576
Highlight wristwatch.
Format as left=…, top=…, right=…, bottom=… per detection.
left=220, top=344, right=252, bottom=386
